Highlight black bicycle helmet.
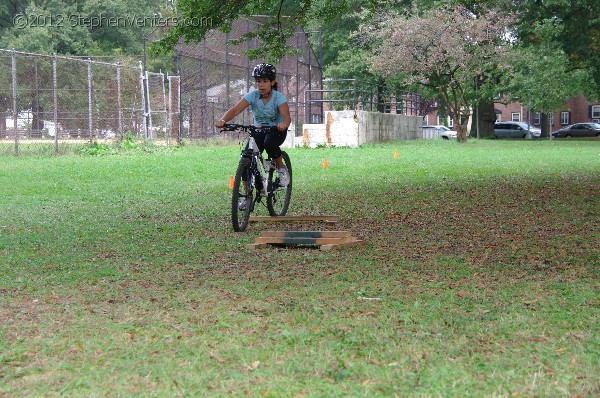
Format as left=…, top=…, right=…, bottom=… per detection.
left=252, top=63, right=276, bottom=80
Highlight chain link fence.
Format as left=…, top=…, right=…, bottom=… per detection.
left=177, top=17, right=323, bottom=140
left=0, top=49, right=179, bottom=155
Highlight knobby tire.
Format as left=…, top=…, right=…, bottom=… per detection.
left=267, top=151, right=292, bottom=216
left=231, top=158, right=253, bottom=232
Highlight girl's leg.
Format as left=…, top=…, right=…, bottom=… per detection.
left=263, top=129, right=287, bottom=161
left=263, top=130, right=289, bottom=186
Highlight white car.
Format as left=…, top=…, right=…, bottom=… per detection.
left=423, top=125, right=458, bottom=140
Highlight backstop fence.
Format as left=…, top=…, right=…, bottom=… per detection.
left=176, top=17, right=323, bottom=140
left=0, top=49, right=179, bottom=155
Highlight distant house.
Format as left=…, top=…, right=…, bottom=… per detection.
left=4, top=110, right=32, bottom=129
left=423, top=94, right=600, bottom=134
left=495, top=95, right=600, bottom=131
left=206, top=79, right=249, bottom=103
left=422, top=107, right=472, bottom=132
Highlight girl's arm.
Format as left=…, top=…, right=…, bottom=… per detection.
left=277, top=102, right=291, bottom=132
left=215, top=98, right=250, bottom=128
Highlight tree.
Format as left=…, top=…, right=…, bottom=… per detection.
left=515, top=0, right=600, bottom=97
left=152, top=0, right=382, bottom=63
left=497, top=42, right=590, bottom=137
left=0, top=0, right=168, bottom=58
left=368, top=5, right=513, bottom=142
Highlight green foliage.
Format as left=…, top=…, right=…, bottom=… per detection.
left=0, top=0, right=170, bottom=60
left=498, top=44, right=590, bottom=113
left=152, top=0, right=383, bottom=63
left=79, top=132, right=166, bottom=156
left=80, top=141, right=116, bottom=156
left=368, top=5, right=513, bottom=141
left=514, top=0, right=600, bottom=97
left=117, top=131, right=139, bottom=150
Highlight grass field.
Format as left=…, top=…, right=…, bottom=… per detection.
left=1, top=139, right=599, bottom=397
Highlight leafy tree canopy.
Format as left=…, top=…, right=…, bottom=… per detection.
left=0, top=0, right=168, bottom=57
left=152, top=0, right=382, bottom=63
left=497, top=17, right=593, bottom=113
left=367, top=4, right=513, bottom=141
left=514, top=0, right=600, bottom=97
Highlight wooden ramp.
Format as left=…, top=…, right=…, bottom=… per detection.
left=247, top=230, right=364, bottom=251
left=249, top=215, right=340, bottom=223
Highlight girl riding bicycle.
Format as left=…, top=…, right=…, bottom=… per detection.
left=215, top=63, right=291, bottom=188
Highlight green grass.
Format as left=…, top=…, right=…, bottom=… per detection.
left=1, top=139, right=599, bottom=397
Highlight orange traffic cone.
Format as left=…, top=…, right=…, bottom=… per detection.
left=394, top=149, right=399, bottom=158
left=323, top=157, right=329, bottom=169
left=228, top=175, right=234, bottom=189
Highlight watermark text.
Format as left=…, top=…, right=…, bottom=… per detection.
left=13, top=13, right=211, bottom=29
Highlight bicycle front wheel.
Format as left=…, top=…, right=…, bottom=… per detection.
left=267, top=151, right=292, bottom=216
left=231, top=158, right=254, bottom=232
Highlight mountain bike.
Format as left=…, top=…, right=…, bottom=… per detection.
left=222, top=124, right=293, bottom=232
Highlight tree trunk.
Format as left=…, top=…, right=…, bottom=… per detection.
left=454, top=114, right=469, bottom=143
left=476, top=100, right=496, bottom=138
left=540, top=113, right=550, bottom=138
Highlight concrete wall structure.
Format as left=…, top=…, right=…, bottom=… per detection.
left=288, top=110, right=422, bottom=148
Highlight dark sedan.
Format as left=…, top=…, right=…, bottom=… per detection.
left=552, top=123, right=600, bottom=138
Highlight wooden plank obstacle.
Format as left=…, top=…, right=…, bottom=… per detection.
left=246, top=215, right=363, bottom=250
left=249, top=215, right=340, bottom=224
left=246, top=230, right=364, bottom=251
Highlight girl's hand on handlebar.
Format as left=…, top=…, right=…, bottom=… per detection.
left=276, top=123, right=288, bottom=132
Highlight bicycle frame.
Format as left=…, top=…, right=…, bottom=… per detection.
left=237, top=126, right=276, bottom=199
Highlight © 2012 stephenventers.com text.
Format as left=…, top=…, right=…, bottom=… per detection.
left=12, top=13, right=212, bottom=29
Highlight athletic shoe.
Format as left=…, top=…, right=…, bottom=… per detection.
left=278, top=167, right=290, bottom=187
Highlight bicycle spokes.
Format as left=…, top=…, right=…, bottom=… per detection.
left=267, top=151, right=292, bottom=217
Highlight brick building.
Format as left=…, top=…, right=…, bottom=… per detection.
left=424, top=94, right=600, bottom=133
left=495, top=95, right=600, bottom=130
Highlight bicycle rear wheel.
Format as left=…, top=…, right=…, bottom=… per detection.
left=231, top=158, right=254, bottom=232
left=267, top=151, right=292, bottom=216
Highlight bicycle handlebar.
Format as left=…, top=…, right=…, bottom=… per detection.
left=221, top=124, right=278, bottom=134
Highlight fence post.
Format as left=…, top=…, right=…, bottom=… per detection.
left=225, top=33, right=230, bottom=108
left=161, top=71, right=167, bottom=145
left=145, top=70, right=153, bottom=139
left=295, top=33, right=300, bottom=133
left=168, top=75, right=181, bottom=145
left=176, top=77, right=181, bottom=145
left=353, top=79, right=357, bottom=111
left=87, top=59, right=93, bottom=143
left=167, top=74, right=172, bottom=145
left=139, top=61, right=148, bottom=139
left=53, top=54, right=58, bottom=154
left=116, top=62, right=122, bottom=140
left=11, top=49, right=18, bottom=155
left=307, top=30, right=312, bottom=124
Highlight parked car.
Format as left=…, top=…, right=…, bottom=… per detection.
left=494, top=121, right=542, bottom=138
left=551, top=123, right=600, bottom=138
left=423, top=125, right=458, bottom=140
